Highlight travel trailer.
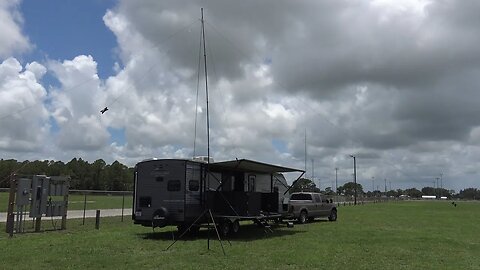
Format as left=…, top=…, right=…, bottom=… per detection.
left=132, top=158, right=303, bottom=235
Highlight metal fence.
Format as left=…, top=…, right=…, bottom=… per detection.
left=1, top=188, right=133, bottom=235
left=68, top=190, right=133, bottom=224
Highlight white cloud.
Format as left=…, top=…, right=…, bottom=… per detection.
left=0, top=58, right=48, bottom=151
left=48, top=55, right=109, bottom=150
left=0, top=0, right=30, bottom=58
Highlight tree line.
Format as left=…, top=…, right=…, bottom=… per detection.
left=290, top=178, right=480, bottom=200
left=0, top=158, right=133, bottom=191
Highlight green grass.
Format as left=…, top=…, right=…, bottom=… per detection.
left=1, top=201, right=479, bottom=269
left=0, top=192, right=132, bottom=212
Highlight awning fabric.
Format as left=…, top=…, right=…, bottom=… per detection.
left=208, top=159, right=304, bottom=174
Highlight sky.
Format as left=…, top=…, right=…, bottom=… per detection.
left=1, top=0, right=480, bottom=192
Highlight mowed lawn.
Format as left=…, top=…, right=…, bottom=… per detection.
left=1, top=201, right=479, bottom=269
left=0, top=192, right=132, bottom=212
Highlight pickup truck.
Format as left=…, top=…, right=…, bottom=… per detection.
left=286, top=192, right=337, bottom=224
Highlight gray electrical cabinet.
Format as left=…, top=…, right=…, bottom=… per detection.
left=45, top=176, right=69, bottom=217
left=16, top=178, right=32, bottom=207
left=30, top=175, right=49, bottom=218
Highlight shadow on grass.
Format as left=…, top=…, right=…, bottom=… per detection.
left=138, top=223, right=307, bottom=242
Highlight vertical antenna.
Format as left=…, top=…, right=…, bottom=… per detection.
left=311, top=159, right=314, bottom=181
left=304, top=129, right=307, bottom=173
left=201, top=8, right=210, bottom=164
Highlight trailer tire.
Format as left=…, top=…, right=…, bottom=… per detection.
left=298, top=210, right=308, bottom=224
left=219, top=221, right=230, bottom=237
left=328, top=209, right=337, bottom=221
left=231, top=220, right=240, bottom=234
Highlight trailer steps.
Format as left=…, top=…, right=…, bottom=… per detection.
left=254, top=219, right=273, bottom=233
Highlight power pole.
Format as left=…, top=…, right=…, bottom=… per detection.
left=440, top=173, right=443, bottom=197
left=371, top=176, right=375, bottom=192
left=384, top=179, right=387, bottom=193
left=311, top=159, right=314, bottom=180
left=389, top=181, right=392, bottom=191
left=350, top=155, right=357, bottom=205
left=304, top=130, right=307, bottom=173
left=335, top=168, right=338, bottom=194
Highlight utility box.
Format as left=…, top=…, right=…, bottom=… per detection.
left=30, top=175, right=50, bottom=218
left=16, top=178, right=32, bottom=207
left=45, top=176, right=69, bottom=217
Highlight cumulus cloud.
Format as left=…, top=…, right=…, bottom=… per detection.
left=0, top=58, right=48, bottom=151
left=0, top=0, right=30, bottom=58
left=48, top=55, right=109, bottom=150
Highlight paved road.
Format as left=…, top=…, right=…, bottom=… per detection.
left=0, top=208, right=132, bottom=223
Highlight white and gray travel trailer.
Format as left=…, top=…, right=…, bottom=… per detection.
left=132, top=158, right=303, bottom=235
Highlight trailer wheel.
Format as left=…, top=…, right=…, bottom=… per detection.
left=298, top=210, right=308, bottom=224
left=328, top=209, right=337, bottom=221
left=231, top=220, right=240, bottom=234
left=219, top=221, right=230, bottom=237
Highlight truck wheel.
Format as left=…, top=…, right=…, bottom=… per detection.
left=328, top=209, right=337, bottom=221
left=219, top=221, right=230, bottom=237
left=231, top=220, right=240, bottom=234
left=298, top=210, right=308, bottom=224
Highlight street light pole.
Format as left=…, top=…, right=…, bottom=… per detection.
left=350, top=155, right=357, bottom=205
left=335, top=168, right=338, bottom=194
left=371, top=177, right=375, bottom=193
left=440, top=173, right=443, bottom=197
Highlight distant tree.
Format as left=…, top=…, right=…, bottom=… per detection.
left=337, top=182, right=363, bottom=196
left=421, top=186, right=436, bottom=196
left=458, top=188, right=480, bottom=200
left=405, top=188, right=422, bottom=198
left=289, top=178, right=320, bottom=193
left=324, top=187, right=335, bottom=195
left=386, top=190, right=397, bottom=197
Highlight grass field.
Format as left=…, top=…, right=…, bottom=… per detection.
left=0, top=192, right=132, bottom=212
left=1, top=201, right=479, bottom=269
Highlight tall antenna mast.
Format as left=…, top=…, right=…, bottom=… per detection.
left=304, top=129, right=307, bottom=173
left=201, top=8, right=210, bottom=164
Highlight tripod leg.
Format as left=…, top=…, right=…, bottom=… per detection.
left=165, top=208, right=208, bottom=251
left=208, top=209, right=226, bottom=256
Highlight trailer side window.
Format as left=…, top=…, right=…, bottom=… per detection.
left=167, top=180, right=181, bottom=191
left=314, top=194, right=321, bottom=203
left=189, top=180, right=199, bottom=191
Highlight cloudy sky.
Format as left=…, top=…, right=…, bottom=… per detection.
left=1, top=0, right=479, bottom=191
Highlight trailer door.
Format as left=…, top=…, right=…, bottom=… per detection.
left=184, top=162, right=202, bottom=221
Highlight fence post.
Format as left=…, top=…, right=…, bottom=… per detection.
left=82, top=193, right=87, bottom=225
left=6, top=174, right=17, bottom=237
left=121, top=192, right=125, bottom=222
left=61, top=179, right=70, bottom=230
left=95, top=210, right=100, bottom=229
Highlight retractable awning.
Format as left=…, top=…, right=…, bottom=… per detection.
left=208, top=159, right=304, bottom=174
